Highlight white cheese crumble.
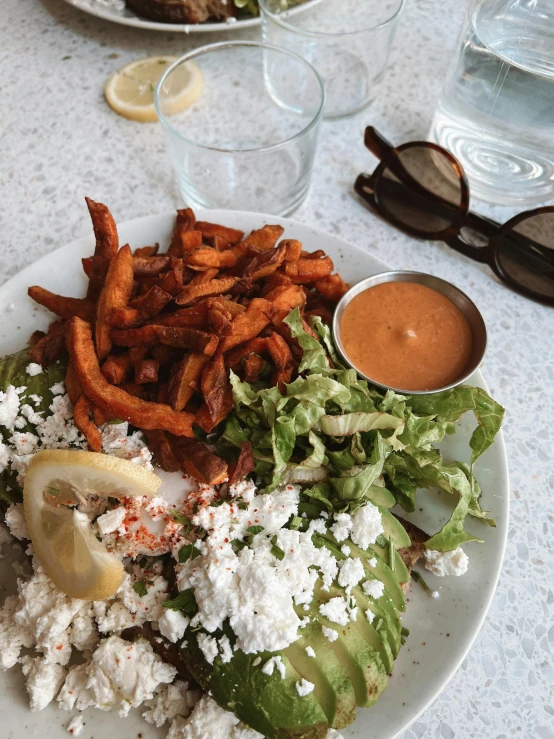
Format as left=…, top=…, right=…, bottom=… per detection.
left=158, top=609, right=189, bottom=643
left=67, top=714, right=85, bottom=736
left=322, top=626, right=338, bottom=642
left=261, top=656, right=286, bottom=679
left=330, top=512, right=351, bottom=542
left=21, top=656, right=66, bottom=711
left=96, top=507, right=127, bottom=536
left=362, top=579, right=385, bottom=599
left=197, top=633, right=219, bottom=665
left=424, top=547, right=469, bottom=576
left=142, top=680, right=200, bottom=727
left=350, top=502, right=384, bottom=550
left=368, top=557, right=378, bottom=568
left=365, top=609, right=375, bottom=624
left=167, top=695, right=263, bottom=739
left=340, top=544, right=351, bottom=556
left=5, top=502, right=29, bottom=540
left=305, top=646, right=316, bottom=658
left=26, top=363, right=43, bottom=376
left=319, top=597, right=349, bottom=626
left=296, top=678, right=315, bottom=697
left=431, top=590, right=440, bottom=599
left=337, top=557, right=365, bottom=594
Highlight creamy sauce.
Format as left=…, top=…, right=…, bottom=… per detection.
left=339, top=281, right=473, bottom=391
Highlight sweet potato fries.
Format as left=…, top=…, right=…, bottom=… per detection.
left=27, top=200, right=350, bottom=485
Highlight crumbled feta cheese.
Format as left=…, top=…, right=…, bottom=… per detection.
left=0, top=386, right=22, bottom=431
left=305, top=646, right=316, bottom=658
left=322, top=626, right=338, bottom=642
left=142, top=680, right=198, bottom=727
left=308, top=518, right=327, bottom=535
left=20, top=403, right=43, bottom=425
left=330, top=512, right=352, bottom=543
left=0, top=594, right=34, bottom=669
left=0, top=523, right=12, bottom=557
left=66, top=715, right=84, bottom=736
left=229, top=478, right=257, bottom=503
left=26, top=363, right=43, bottom=377
left=365, top=608, right=375, bottom=624
left=96, top=507, right=127, bottom=536
left=319, top=597, right=350, bottom=626
left=350, top=503, right=383, bottom=550
left=218, top=635, right=233, bottom=664
left=101, top=422, right=153, bottom=469
left=5, top=503, right=29, bottom=540
left=296, top=678, right=315, bottom=697
left=368, top=557, right=378, bottom=568
left=59, top=636, right=176, bottom=717
left=10, top=431, right=39, bottom=455
left=167, top=695, right=263, bottom=739
left=197, top=633, right=219, bottom=665
left=51, top=382, right=66, bottom=395
left=21, top=656, right=66, bottom=711
left=338, top=557, right=365, bottom=593
left=29, top=393, right=42, bottom=405
left=340, top=544, right=351, bottom=556
left=431, top=590, right=440, bottom=598
left=158, top=609, right=189, bottom=643
left=362, top=579, right=385, bottom=599
left=67, top=715, right=84, bottom=736
left=261, top=655, right=286, bottom=679
left=424, top=547, right=469, bottom=577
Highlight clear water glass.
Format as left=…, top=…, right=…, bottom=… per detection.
left=155, top=41, right=325, bottom=216
left=259, top=0, right=404, bottom=119
left=429, top=0, right=554, bottom=207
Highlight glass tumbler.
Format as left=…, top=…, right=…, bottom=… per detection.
left=155, top=41, right=325, bottom=216
left=429, top=0, right=554, bottom=206
left=259, top=0, right=405, bottom=119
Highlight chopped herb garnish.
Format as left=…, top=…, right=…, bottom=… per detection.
left=47, top=486, right=60, bottom=497
left=231, top=539, right=246, bottom=552
left=247, top=525, right=264, bottom=536
left=163, top=588, right=197, bottom=614
left=132, top=580, right=148, bottom=597
left=389, top=535, right=396, bottom=573
left=270, top=536, right=285, bottom=561
left=411, top=570, right=432, bottom=593
left=62, top=55, right=72, bottom=60
left=178, top=543, right=202, bottom=563
left=171, top=510, right=193, bottom=533
left=289, top=516, right=303, bottom=530
left=374, top=618, right=384, bottom=632
left=401, top=626, right=410, bottom=637
left=376, top=534, right=388, bottom=547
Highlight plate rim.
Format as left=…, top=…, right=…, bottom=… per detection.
left=0, top=208, right=509, bottom=739
left=60, top=0, right=321, bottom=33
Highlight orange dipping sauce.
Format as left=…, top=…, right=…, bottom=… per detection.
left=339, top=281, right=473, bottom=391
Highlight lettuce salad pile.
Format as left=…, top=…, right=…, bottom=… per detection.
left=215, top=309, right=505, bottom=553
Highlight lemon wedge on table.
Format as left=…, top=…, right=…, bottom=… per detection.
left=104, top=55, right=203, bottom=122
left=23, top=450, right=161, bottom=601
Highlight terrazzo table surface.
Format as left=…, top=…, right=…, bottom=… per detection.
left=2, top=1, right=554, bottom=737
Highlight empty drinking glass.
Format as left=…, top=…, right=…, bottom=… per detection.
left=155, top=41, right=325, bottom=216
left=259, top=0, right=405, bottom=119
left=429, top=0, right=554, bottom=206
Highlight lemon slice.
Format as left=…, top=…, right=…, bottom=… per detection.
left=23, top=450, right=162, bottom=601
left=104, top=55, right=202, bottom=122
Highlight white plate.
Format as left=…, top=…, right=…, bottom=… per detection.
left=0, top=210, right=508, bottom=739
left=61, top=0, right=319, bottom=33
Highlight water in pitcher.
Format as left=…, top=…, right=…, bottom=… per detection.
left=429, top=0, right=554, bottom=206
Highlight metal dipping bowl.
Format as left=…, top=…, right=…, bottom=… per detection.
left=332, top=271, right=488, bottom=395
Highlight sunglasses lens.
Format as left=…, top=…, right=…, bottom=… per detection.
left=376, top=146, right=464, bottom=233
left=497, top=212, right=554, bottom=299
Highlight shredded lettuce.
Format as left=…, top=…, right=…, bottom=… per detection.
left=216, top=308, right=504, bottom=552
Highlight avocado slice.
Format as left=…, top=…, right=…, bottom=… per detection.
left=381, top=509, right=411, bottom=549
left=284, top=624, right=357, bottom=730
left=181, top=632, right=329, bottom=739
left=341, top=539, right=407, bottom=612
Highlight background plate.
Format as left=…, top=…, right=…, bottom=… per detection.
left=61, top=0, right=320, bottom=33
left=0, top=210, right=508, bottom=739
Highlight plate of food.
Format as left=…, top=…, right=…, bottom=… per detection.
left=61, top=0, right=318, bottom=33
left=0, top=201, right=508, bottom=739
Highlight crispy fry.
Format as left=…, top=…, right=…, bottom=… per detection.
left=228, top=442, right=255, bottom=486
left=133, top=256, right=172, bottom=276
left=188, top=268, right=219, bottom=286
left=66, top=318, right=195, bottom=436
left=167, top=353, right=208, bottom=411
left=108, top=308, right=140, bottom=328
left=82, top=256, right=93, bottom=278
left=168, top=208, right=196, bottom=256
left=241, top=244, right=286, bottom=281
left=243, top=353, right=265, bottom=383
left=301, top=249, right=326, bottom=259
left=178, top=230, right=203, bottom=254
left=314, top=273, right=350, bottom=303
left=201, top=355, right=228, bottom=420
left=266, top=331, right=295, bottom=389
left=225, top=337, right=269, bottom=368
left=134, top=244, right=159, bottom=257
left=195, top=221, right=244, bottom=246
left=135, top=359, right=159, bottom=384
left=29, top=330, right=46, bottom=346
left=184, top=247, right=239, bottom=271
left=65, top=360, right=82, bottom=406
left=282, top=239, right=303, bottom=262
left=28, top=287, right=95, bottom=322
left=159, top=260, right=184, bottom=295
left=129, top=346, right=149, bottom=364
left=150, top=345, right=178, bottom=367
left=155, top=303, right=210, bottom=328
left=195, top=388, right=233, bottom=433
left=132, top=286, right=173, bottom=318
left=208, top=307, right=233, bottom=335
left=144, top=430, right=181, bottom=473
left=95, top=244, right=135, bottom=362
left=175, top=277, right=240, bottom=307
left=218, top=298, right=276, bottom=353
left=92, top=405, right=109, bottom=426
left=284, top=256, right=334, bottom=284
left=169, top=436, right=228, bottom=485
left=117, top=382, right=147, bottom=399
left=29, top=320, right=66, bottom=366
left=85, top=198, right=119, bottom=301
left=102, top=354, right=132, bottom=385
left=74, top=396, right=102, bottom=453
left=111, top=324, right=218, bottom=355
left=259, top=273, right=293, bottom=296
left=240, top=225, right=285, bottom=253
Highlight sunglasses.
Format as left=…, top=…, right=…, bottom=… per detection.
left=354, top=127, right=554, bottom=307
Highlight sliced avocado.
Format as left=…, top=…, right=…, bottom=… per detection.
left=181, top=631, right=329, bottom=739
left=369, top=539, right=410, bottom=585
left=365, top=484, right=396, bottom=508
left=381, top=509, right=411, bottom=549
left=284, top=622, right=357, bottom=730
left=342, top=539, right=406, bottom=612
left=309, top=602, right=388, bottom=708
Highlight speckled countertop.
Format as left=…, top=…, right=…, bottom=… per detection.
left=2, top=1, right=554, bottom=737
